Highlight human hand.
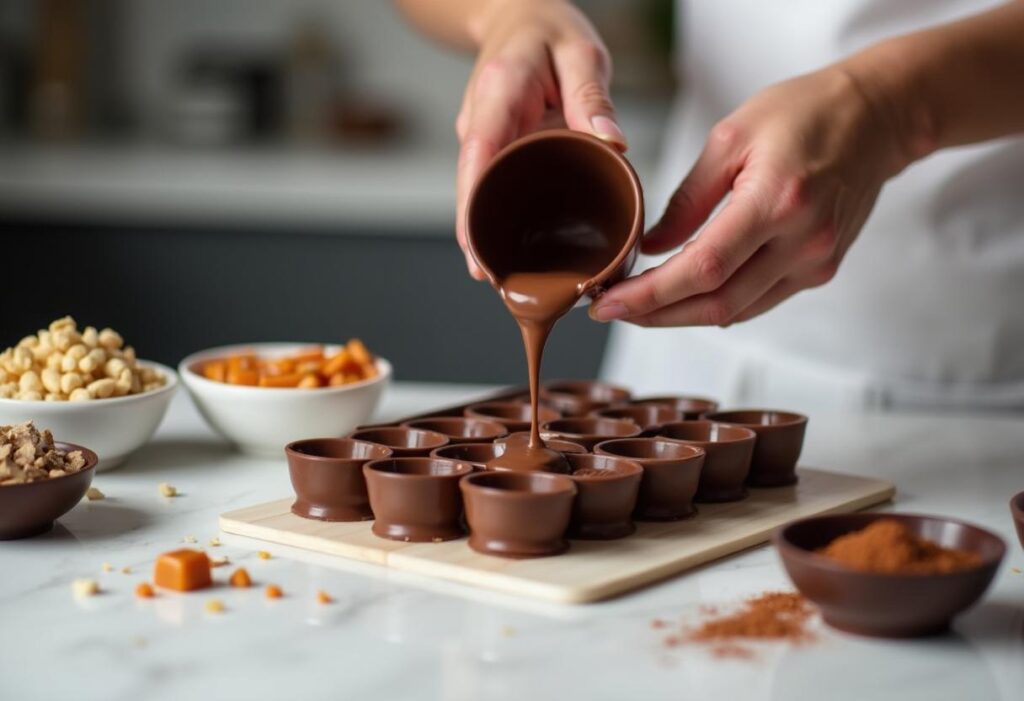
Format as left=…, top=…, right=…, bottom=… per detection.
left=590, top=66, right=908, bottom=326
left=456, top=0, right=626, bottom=279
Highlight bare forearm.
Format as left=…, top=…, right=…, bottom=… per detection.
left=394, top=0, right=501, bottom=50
left=843, top=0, right=1024, bottom=169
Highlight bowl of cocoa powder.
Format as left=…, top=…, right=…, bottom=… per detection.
left=774, top=513, right=1005, bottom=638
left=1010, top=492, right=1024, bottom=550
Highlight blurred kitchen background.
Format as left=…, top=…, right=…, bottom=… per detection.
left=0, top=0, right=675, bottom=384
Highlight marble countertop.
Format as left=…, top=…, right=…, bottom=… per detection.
left=2, top=383, right=1022, bottom=701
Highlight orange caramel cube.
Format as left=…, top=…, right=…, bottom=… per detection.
left=202, top=361, right=226, bottom=382
left=153, top=549, right=212, bottom=592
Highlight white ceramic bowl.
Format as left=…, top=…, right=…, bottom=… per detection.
left=179, top=343, right=391, bottom=457
left=0, top=360, right=178, bottom=472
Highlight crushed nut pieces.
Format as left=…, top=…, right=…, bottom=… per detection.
left=158, top=482, right=178, bottom=498
left=205, top=599, right=226, bottom=614
left=257, top=550, right=271, bottom=560
left=0, top=421, right=88, bottom=486
left=0, top=316, right=166, bottom=401
left=85, top=486, right=105, bottom=501
left=72, top=578, right=100, bottom=597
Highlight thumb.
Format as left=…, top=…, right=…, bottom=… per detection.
left=552, top=40, right=626, bottom=150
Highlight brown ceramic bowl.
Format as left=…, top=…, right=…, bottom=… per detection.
left=594, top=438, right=705, bottom=521
left=466, top=129, right=644, bottom=300
left=347, top=426, right=450, bottom=458
left=285, top=438, right=393, bottom=521
left=775, top=512, right=1006, bottom=638
left=539, top=380, right=632, bottom=417
left=0, top=442, right=98, bottom=540
left=430, top=442, right=503, bottom=471
left=401, top=416, right=508, bottom=444
left=592, top=404, right=680, bottom=434
left=464, top=401, right=561, bottom=433
left=657, top=421, right=756, bottom=503
left=564, top=453, right=643, bottom=540
left=363, top=457, right=473, bottom=542
left=632, top=395, right=720, bottom=420
left=1011, top=492, right=1024, bottom=550
left=703, top=409, right=808, bottom=487
left=461, top=470, right=577, bottom=558
left=540, top=417, right=642, bottom=451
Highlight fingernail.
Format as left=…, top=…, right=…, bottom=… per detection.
left=590, top=301, right=627, bottom=322
left=591, top=116, right=627, bottom=149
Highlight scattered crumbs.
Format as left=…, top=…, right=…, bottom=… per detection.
left=121, top=566, right=132, bottom=575
left=663, top=635, right=682, bottom=648
left=208, top=537, right=221, bottom=547
left=210, top=556, right=230, bottom=568
left=265, top=584, right=283, bottom=599
left=257, top=550, right=271, bottom=560
left=711, top=643, right=757, bottom=660
left=500, top=625, right=517, bottom=638
left=101, top=562, right=114, bottom=573
left=316, top=590, right=333, bottom=605
left=72, top=578, right=100, bottom=597
left=85, top=487, right=105, bottom=501
left=158, top=482, right=177, bottom=498
left=1012, top=567, right=1021, bottom=575
left=229, top=568, right=252, bottom=588
left=183, top=535, right=197, bottom=544
left=135, top=582, right=154, bottom=599
left=132, top=636, right=148, bottom=649
left=650, top=618, right=670, bottom=630
left=205, top=599, right=225, bottom=614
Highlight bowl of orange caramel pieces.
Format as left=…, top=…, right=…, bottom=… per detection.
left=179, top=341, right=391, bottom=457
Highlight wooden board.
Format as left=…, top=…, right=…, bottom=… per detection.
left=220, top=468, right=893, bottom=604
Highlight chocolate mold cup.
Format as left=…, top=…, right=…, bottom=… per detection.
left=466, top=129, right=644, bottom=303
left=1011, top=491, right=1024, bottom=551
left=401, top=416, right=508, bottom=445
left=539, top=380, right=632, bottom=417
left=540, top=417, right=641, bottom=451
left=431, top=442, right=504, bottom=471
left=631, top=395, right=719, bottom=421
left=657, top=421, right=756, bottom=503
left=363, top=457, right=474, bottom=542
left=564, top=453, right=643, bottom=540
left=488, top=431, right=586, bottom=474
left=592, top=404, right=680, bottom=435
left=594, top=438, right=705, bottom=521
left=702, top=409, right=808, bottom=487
left=347, top=426, right=450, bottom=458
left=464, top=401, right=560, bottom=434
left=286, top=438, right=393, bottom=521
left=775, top=512, right=1006, bottom=638
left=461, top=470, right=577, bottom=558
left=0, top=442, right=98, bottom=540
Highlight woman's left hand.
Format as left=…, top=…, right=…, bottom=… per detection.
left=590, top=65, right=910, bottom=327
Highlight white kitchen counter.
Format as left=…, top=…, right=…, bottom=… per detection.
left=1, top=383, right=1022, bottom=701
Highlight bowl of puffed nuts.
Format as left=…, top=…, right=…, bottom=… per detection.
left=0, top=421, right=98, bottom=539
left=0, top=317, right=177, bottom=471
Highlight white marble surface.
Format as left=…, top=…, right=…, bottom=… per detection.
left=1, top=383, right=1023, bottom=701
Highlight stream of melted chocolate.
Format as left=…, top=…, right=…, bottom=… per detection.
left=485, top=223, right=617, bottom=472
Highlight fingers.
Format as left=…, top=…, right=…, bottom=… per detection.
left=455, top=61, right=539, bottom=280
left=642, top=123, right=745, bottom=255
left=590, top=189, right=772, bottom=322
left=731, top=261, right=839, bottom=323
left=623, top=242, right=792, bottom=327
left=551, top=40, right=626, bottom=150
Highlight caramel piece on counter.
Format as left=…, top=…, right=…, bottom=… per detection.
left=229, top=568, right=252, bottom=588
left=153, top=549, right=212, bottom=592
left=135, top=582, right=155, bottom=598
left=264, top=584, right=283, bottom=599
left=316, top=590, right=332, bottom=605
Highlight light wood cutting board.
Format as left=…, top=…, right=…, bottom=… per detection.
left=220, top=467, right=893, bottom=604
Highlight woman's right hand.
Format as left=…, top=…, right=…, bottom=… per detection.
left=455, top=0, right=626, bottom=279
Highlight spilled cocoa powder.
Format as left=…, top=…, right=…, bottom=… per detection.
left=818, top=519, right=982, bottom=574
left=659, top=592, right=817, bottom=658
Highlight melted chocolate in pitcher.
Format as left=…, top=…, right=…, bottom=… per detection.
left=465, top=131, right=643, bottom=473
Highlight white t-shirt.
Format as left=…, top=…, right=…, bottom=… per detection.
left=602, top=0, right=1024, bottom=411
